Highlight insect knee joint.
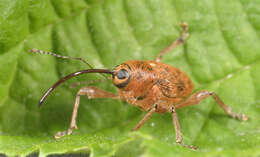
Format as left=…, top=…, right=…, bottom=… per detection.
left=177, top=37, right=184, bottom=43
left=176, top=139, right=182, bottom=143
left=170, top=106, right=176, bottom=113
left=208, top=91, right=215, bottom=96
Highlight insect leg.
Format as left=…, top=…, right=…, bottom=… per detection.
left=155, top=22, right=188, bottom=62
left=132, top=104, right=157, bottom=131
left=171, top=106, right=197, bottom=150
left=54, top=86, right=120, bottom=139
left=175, top=91, right=248, bottom=121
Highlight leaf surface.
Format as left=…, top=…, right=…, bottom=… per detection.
left=0, top=0, right=260, bottom=156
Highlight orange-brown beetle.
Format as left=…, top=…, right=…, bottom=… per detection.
left=30, top=23, right=248, bottom=149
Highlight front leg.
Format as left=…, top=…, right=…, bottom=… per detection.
left=54, top=86, right=120, bottom=139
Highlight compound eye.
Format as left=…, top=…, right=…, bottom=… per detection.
left=117, top=69, right=128, bottom=79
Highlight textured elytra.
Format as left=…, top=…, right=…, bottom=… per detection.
left=0, top=0, right=260, bottom=157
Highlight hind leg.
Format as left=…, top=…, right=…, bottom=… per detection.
left=176, top=91, right=248, bottom=121
left=155, top=22, right=189, bottom=62
left=54, top=86, right=120, bottom=139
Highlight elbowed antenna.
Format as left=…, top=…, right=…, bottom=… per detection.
left=39, top=69, right=113, bottom=107
left=30, top=48, right=94, bottom=68
left=29, top=48, right=110, bottom=80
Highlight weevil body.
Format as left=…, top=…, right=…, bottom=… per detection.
left=113, top=60, right=193, bottom=113
left=30, top=23, right=248, bottom=150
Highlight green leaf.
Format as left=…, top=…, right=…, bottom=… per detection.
left=0, top=0, right=260, bottom=156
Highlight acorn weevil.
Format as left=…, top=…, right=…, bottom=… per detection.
left=30, top=23, right=248, bottom=149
